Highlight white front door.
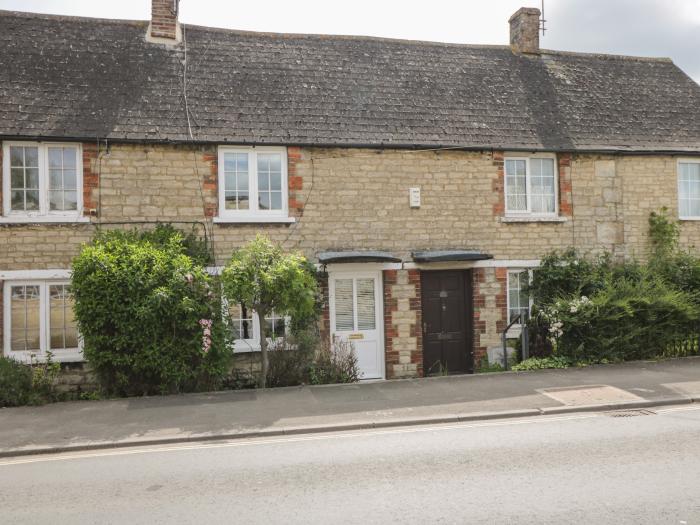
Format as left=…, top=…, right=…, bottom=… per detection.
left=329, top=270, right=385, bottom=380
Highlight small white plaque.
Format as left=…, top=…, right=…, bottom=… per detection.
left=409, top=187, right=421, bottom=208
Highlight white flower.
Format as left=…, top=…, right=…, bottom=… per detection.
left=570, top=305, right=578, bottom=313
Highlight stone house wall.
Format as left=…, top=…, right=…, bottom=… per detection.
left=1, top=141, right=699, bottom=379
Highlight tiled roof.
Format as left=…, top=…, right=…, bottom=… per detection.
left=1, top=10, right=699, bottom=152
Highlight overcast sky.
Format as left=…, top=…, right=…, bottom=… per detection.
left=1, top=0, right=698, bottom=83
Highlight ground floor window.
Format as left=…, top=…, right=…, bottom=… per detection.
left=227, top=301, right=289, bottom=352
left=507, top=270, right=531, bottom=325
left=3, top=280, right=81, bottom=361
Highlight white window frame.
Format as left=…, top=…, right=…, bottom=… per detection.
left=2, top=141, right=87, bottom=223
left=3, top=279, right=83, bottom=363
left=506, top=269, right=533, bottom=332
left=215, top=146, right=291, bottom=223
left=677, top=159, right=700, bottom=221
left=224, top=298, right=290, bottom=353
left=504, top=154, right=559, bottom=218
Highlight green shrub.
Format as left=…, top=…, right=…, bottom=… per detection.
left=221, top=235, right=319, bottom=387
left=0, top=357, right=33, bottom=407
left=511, top=356, right=572, bottom=371
left=0, top=354, right=61, bottom=407
left=528, top=248, right=612, bottom=308
left=538, top=272, right=699, bottom=362
left=71, top=227, right=231, bottom=396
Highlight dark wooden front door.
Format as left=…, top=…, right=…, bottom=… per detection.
left=421, top=271, right=473, bottom=375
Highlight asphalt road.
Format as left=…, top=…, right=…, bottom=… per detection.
left=2, top=406, right=700, bottom=524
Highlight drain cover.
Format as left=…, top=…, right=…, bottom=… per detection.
left=605, top=409, right=656, bottom=417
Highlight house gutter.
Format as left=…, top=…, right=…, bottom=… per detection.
left=1, top=135, right=699, bottom=156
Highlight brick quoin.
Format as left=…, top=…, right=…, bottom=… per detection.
left=201, top=149, right=218, bottom=217
left=558, top=153, right=574, bottom=217
left=82, top=142, right=99, bottom=217
left=287, top=146, right=304, bottom=218
left=492, top=151, right=505, bottom=217
left=383, top=269, right=423, bottom=379
left=407, top=269, right=423, bottom=377
left=494, top=267, right=508, bottom=336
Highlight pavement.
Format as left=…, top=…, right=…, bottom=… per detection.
left=4, top=403, right=700, bottom=524
left=1, top=357, right=700, bottom=457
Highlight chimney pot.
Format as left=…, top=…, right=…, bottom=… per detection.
left=509, top=7, right=541, bottom=54
left=149, top=0, right=180, bottom=42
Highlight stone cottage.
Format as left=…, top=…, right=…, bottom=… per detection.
left=1, top=2, right=699, bottom=382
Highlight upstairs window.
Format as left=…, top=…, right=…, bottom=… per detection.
left=678, top=160, right=700, bottom=219
left=2, top=142, right=82, bottom=219
left=505, top=157, right=557, bottom=216
left=217, top=147, right=288, bottom=221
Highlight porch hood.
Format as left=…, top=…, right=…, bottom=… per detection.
left=317, top=251, right=402, bottom=264
left=411, top=250, right=493, bottom=263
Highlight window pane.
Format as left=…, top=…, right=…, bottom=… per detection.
left=25, top=168, right=39, bottom=189
left=679, top=163, right=700, bottom=217
left=49, top=169, right=63, bottom=189
left=10, top=285, right=41, bottom=352
left=24, top=147, right=38, bottom=167
left=25, top=190, right=40, bottom=211
left=237, top=172, right=249, bottom=191
left=63, top=169, right=77, bottom=190
left=229, top=303, right=253, bottom=341
left=258, top=172, right=270, bottom=191
left=225, top=173, right=237, bottom=191
left=64, top=191, right=78, bottom=211
left=258, top=192, right=270, bottom=210
left=50, top=284, right=79, bottom=350
left=334, top=279, right=354, bottom=331
left=63, top=147, right=77, bottom=169
left=49, top=190, right=63, bottom=211
left=10, top=168, right=24, bottom=189
left=10, top=190, right=24, bottom=210
left=224, top=192, right=238, bottom=210
left=48, top=148, right=62, bottom=168
left=223, top=152, right=250, bottom=211
left=356, top=278, right=376, bottom=330
left=265, top=313, right=287, bottom=339
left=269, top=191, right=282, bottom=211
left=270, top=171, right=282, bottom=191
left=508, top=271, right=530, bottom=324
left=238, top=191, right=249, bottom=210
left=505, top=159, right=527, bottom=212
left=9, top=146, right=23, bottom=166
left=530, top=159, right=556, bottom=214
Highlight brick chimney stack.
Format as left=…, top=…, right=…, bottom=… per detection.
left=149, top=0, right=180, bottom=42
left=509, top=7, right=541, bottom=54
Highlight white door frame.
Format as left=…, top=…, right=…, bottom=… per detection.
left=328, top=268, right=385, bottom=380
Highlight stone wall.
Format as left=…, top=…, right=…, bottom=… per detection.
left=2, top=144, right=698, bottom=269
left=2, top=141, right=700, bottom=379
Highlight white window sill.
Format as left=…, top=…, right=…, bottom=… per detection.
left=4, top=351, right=84, bottom=364
left=213, top=216, right=296, bottom=224
left=501, top=216, right=567, bottom=223
left=679, top=216, right=700, bottom=221
left=0, top=215, right=91, bottom=224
